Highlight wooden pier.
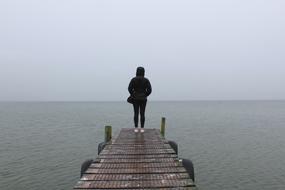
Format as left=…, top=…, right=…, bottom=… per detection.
left=74, top=127, right=196, bottom=189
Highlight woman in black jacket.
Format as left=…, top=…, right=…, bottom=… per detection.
left=128, top=67, right=152, bottom=133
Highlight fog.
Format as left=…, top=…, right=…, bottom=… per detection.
left=0, top=0, right=284, bottom=101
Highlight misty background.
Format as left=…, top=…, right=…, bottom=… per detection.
left=0, top=0, right=284, bottom=101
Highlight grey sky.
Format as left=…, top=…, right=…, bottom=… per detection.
left=0, top=0, right=284, bottom=101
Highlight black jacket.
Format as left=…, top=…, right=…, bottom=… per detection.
left=128, top=68, right=152, bottom=100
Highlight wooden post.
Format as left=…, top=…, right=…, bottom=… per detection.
left=160, top=117, right=166, bottom=137
left=105, top=126, right=112, bottom=143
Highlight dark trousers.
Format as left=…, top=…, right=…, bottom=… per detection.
left=133, top=99, right=147, bottom=128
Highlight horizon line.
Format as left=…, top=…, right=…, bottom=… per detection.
left=0, top=99, right=285, bottom=103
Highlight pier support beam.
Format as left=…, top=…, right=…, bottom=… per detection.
left=160, top=117, right=166, bottom=137
left=105, top=126, right=112, bottom=143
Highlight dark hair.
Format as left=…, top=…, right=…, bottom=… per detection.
left=136, top=67, right=145, bottom=77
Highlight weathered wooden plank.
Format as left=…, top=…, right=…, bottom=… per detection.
left=89, top=162, right=181, bottom=169
left=74, top=188, right=195, bottom=190
left=85, top=167, right=187, bottom=174
left=103, top=144, right=172, bottom=149
left=81, top=173, right=190, bottom=181
left=100, top=148, right=176, bottom=155
left=97, top=154, right=178, bottom=159
left=95, top=158, right=177, bottom=163
left=111, top=141, right=169, bottom=145
left=74, top=179, right=195, bottom=189
left=111, top=141, right=170, bottom=145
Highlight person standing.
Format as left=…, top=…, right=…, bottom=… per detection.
left=128, top=67, right=152, bottom=133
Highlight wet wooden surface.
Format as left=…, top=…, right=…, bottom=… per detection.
left=74, top=128, right=196, bottom=189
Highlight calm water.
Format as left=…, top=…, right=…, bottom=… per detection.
left=0, top=101, right=285, bottom=190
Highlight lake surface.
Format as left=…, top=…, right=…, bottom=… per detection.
left=0, top=101, right=285, bottom=190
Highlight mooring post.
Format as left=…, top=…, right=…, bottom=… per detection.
left=105, top=126, right=112, bottom=143
left=160, top=117, right=166, bottom=137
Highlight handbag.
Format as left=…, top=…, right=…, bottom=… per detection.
left=127, top=96, right=134, bottom=104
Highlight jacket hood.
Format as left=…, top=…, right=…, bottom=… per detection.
left=136, top=67, right=145, bottom=77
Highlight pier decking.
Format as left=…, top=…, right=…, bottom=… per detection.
left=74, top=128, right=196, bottom=189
